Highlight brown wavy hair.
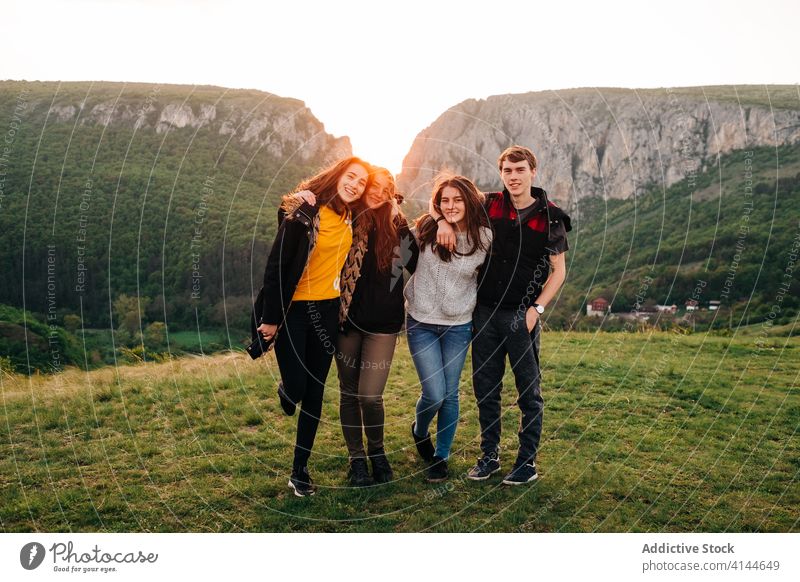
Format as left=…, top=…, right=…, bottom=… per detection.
left=295, top=156, right=372, bottom=216
left=415, top=174, right=490, bottom=262
left=354, top=167, right=403, bottom=273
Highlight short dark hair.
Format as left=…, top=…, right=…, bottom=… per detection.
left=498, top=145, right=537, bottom=172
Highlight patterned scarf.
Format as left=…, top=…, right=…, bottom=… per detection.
left=338, top=217, right=370, bottom=325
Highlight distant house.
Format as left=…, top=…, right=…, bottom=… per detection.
left=708, top=300, right=721, bottom=311
left=656, top=304, right=678, bottom=314
left=586, top=297, right=610, bottom=317
left=685, top=299, right=699, bottom=312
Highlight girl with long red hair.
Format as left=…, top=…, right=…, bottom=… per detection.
left=256, top=156, right=370, bottom=497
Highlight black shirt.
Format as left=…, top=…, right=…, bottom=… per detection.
left=476, top=187, right=571, bottom=310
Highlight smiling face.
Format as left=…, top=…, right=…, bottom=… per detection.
left=500, top=158, right=536, bottom=199
left=336, top=163, right=369, bottom=204
left=439, top=185, right=467, bottom=229
left=365, top=172, right=393, bottom=209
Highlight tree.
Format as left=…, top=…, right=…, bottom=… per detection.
left=144, top=321, right=167, bottom=350
left=113, top=294, right=152, bottom=345
left=63, top=314, right=81, bottom=333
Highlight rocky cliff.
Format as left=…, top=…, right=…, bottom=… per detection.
left=11, top=81, right=351, bottom=163
left=397, top=86, right=800, bottom=206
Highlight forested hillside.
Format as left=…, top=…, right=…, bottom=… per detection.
left=551, top=145, right=800, bottom=329
left=0, top=81, right=350, bottom=341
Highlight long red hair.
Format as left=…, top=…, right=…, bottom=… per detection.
left=294, top=156, right=371, bottom=215
left=354, top=168, right=403, bottom=273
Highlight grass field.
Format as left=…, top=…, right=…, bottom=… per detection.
left=167, top=329, right=231, bottom=353
left=1, top=331, right=798, bottom=532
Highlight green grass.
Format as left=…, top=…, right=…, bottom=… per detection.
left=1, top=331, right=797, bottom=532
left=167, top=329, right=233, bottom=353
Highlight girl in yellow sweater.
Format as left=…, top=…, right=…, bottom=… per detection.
left=257, top=157, right=370, bottom=497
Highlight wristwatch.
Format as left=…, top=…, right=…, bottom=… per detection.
left=435, top=215, right=446, bottom=223
left=532, top=303, right=545, bottom=314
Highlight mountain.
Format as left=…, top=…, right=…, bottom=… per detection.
left=0, top=80, right=350, bottom=334
left=397, top=85, right=800, bottom=330
left=1, top=81, right=798, bottom=374
left=397, top=85, right=800, bottom=206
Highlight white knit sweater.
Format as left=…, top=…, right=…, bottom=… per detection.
left=404, top=227, right=493, bottom=326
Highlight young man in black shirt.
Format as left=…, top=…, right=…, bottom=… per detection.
left=436, top=145, right=570, bottom=484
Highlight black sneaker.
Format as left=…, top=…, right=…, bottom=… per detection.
left=467, top=451, right=501, bottom=481
left=426, top=456, right=448, bottom=482
left=277, top=381, right=296, bottom=416
left=411, top=421, right=435, bottom=462
left=369, top=451, right=394, bottom=484
left=502, top=461, right=538, bottom=485
left=288, top=466, right=317, bottom=497
left=347, top=458, right=374, bottom=487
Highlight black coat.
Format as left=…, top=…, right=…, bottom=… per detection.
left=250, top=201, right=319, bottom=340
left=343, top=217, right=418, bottom=334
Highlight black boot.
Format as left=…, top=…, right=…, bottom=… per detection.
left=411, top=421, right=435, bottom=462
left=347, top=458, right=374, bottom=487
left=369, top=450, right=394, bottom=484
left=426, top=456, right=448, bottom=483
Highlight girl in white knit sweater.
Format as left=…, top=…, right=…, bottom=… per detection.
left=405, top=175, right=493, bottom=482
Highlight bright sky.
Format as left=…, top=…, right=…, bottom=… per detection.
left=5, top=0, right=799, bottom=174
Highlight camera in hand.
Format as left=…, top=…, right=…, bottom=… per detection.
left=246, top=334, right=275, bottom=359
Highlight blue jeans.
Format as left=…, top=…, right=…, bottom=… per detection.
left=406, top=315, right=472, bottom=460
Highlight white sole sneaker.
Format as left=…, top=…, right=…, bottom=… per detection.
left=502, top=473, right=538, bottom=485
left=466, top=466, right=501, bottom=481
left=502, top=463, right=538, bottom=485
left=288, top=479, right=316, bottom=497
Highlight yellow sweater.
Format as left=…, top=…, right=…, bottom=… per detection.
left=292, top=205, right=353, bottom=301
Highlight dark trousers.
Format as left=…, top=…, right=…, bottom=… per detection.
left=335, top=329, right=397, bottom=459
left=471, top=303, right=543, bottom=464
left=274, top=299, right=338, bottom=469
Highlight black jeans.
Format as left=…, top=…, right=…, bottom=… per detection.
left=471, top=303, right=543, bottom=464
left=274, top=299, right=338, bottom=469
